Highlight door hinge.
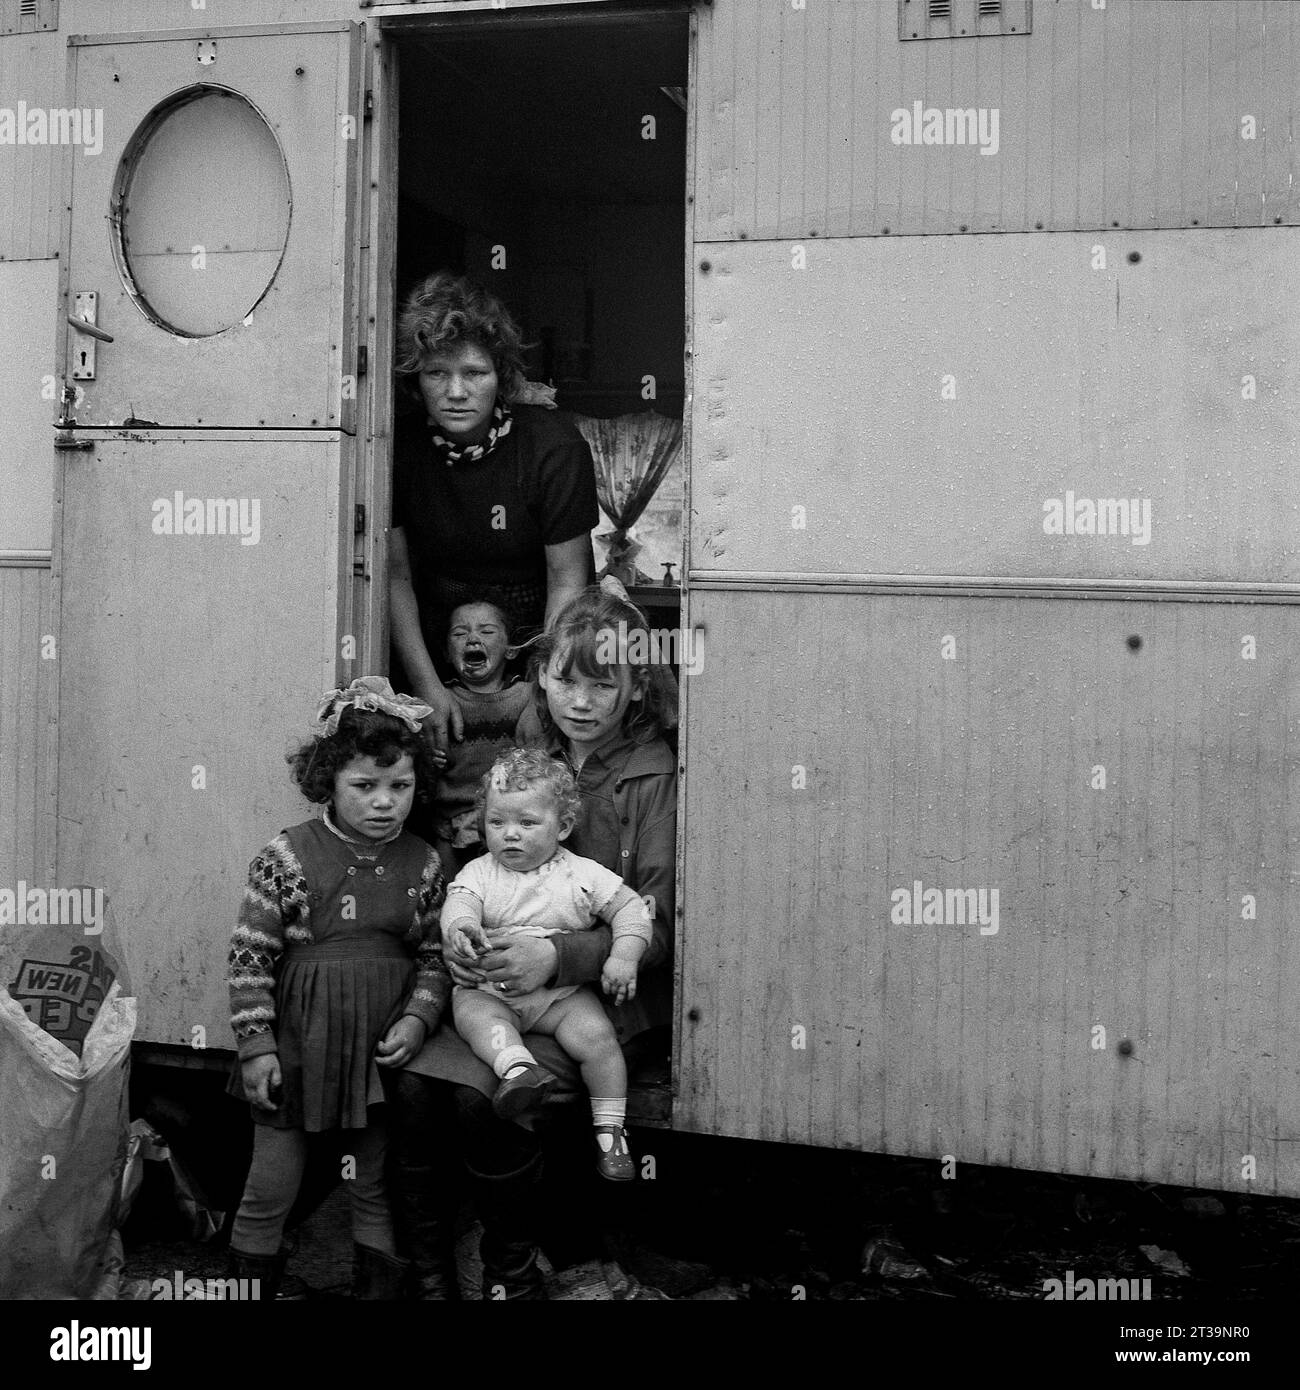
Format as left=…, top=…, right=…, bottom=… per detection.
left=354, top=504, right=366, bottom=536
left=356, top=345, right=368, bottom=378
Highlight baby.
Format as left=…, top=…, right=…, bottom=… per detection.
left=442, top=747, right=651, bottom=1180
left=430, top=599, right=533, bottom=881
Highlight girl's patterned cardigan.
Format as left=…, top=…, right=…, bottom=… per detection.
left=228, top=831, right=451, bottom=1060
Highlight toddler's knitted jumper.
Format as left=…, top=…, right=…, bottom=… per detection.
left=435, top=680, right=534, bottom=842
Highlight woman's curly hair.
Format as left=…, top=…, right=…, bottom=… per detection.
left=527, top=584, right=677, bottom=745
left=395, top=271, right=527, bottom=402
left=475, top=747, right=583, bottom=827
left=287, top=708, right=438, bottom=806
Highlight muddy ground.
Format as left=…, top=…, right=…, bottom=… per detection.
left=119, top=1065, right=1300, bottom=1305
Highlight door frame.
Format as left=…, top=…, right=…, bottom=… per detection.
left=363, top=2, right=699, bottom=1119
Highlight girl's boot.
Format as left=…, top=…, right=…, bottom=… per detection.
left=228, top=1247, right=283, bottom=1302
left=384, top=1074, right=462, bottom=1299
left=228, top=1244, right=309, bottom=1301
left=352, top=1244, right=410, bottom=1300
left=395, top=1197, right=460, bottom=1300
left=468, top=1152, right=547, bottom=1301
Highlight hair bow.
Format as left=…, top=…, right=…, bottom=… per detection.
left=316, top=676, right=434, bottom=736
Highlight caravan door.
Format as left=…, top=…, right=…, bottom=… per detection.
left=54, top=23, right=366, bottom=1048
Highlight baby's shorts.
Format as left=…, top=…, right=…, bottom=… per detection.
left=456, top=981, right=581, bottom=1034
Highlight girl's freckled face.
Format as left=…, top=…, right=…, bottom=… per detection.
left=538, top=652, right=641, bottom=755
left=332, top=754, right=415, bottom=841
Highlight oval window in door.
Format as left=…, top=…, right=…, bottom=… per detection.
left=110, top=85, right=291, bottom=338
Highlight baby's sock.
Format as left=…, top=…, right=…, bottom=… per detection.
left=493, top=1044, right=536, bottom=1080
left=591, top=1098, right=627, bottom=1151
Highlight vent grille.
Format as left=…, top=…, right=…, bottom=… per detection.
left=1, top=0, right=57, bottom=35
left=900, top=0, right=1030, bottom=41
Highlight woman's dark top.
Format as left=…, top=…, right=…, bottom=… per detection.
left=392, top=403, right=599, bottom=642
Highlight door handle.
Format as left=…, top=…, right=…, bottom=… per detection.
left=66, top=315, right=114, bottom=343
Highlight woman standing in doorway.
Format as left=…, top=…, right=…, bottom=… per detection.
left=389, top=272, right=598, bottom=752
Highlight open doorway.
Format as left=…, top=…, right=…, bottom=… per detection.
left=388, top=9, right=690, bottom=1121
left=394, top=8, right=689, bottom=602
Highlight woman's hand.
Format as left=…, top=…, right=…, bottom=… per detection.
left=375, top=1015, right=427, bottom=1068
left=420, top=683, right=465, bottom=753
left=479, top=936, right=558, bottom=995
left=241, top=1053, right=281, bottom=1111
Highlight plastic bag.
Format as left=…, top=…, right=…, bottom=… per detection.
left=0, top=976, right=136, bottom=1298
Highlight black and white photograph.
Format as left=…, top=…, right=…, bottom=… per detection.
left=0, top=0, right=1295, bottom=1369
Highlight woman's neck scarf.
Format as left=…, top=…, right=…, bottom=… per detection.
left=429, top=400, right=514, bottom=466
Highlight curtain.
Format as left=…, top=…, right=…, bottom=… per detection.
left=574, top=411, right=683, bottom=582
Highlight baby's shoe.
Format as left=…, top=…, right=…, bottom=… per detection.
left=492, top=1062, right=557, bottom=1123
left=594, top=1124, right=635, bottom=1182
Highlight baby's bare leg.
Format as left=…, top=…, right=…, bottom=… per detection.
left=531, top=990, right=627, bottom=1099
left=452, top=989, right=525, bottom=1070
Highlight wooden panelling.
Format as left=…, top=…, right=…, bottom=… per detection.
left=694, top=0, right=1300, bottom=240
left=690, top=229, right=1300, bottom=585
left=0, top=563, right=52, bottom=885
left=677, top=588, right=1300, bottom=1197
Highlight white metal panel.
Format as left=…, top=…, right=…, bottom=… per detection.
left=53, top=433, right=345, bottom=1046
left=694, top=0, right=1300, bottom=240
left=691, top=229, right=1300, bottom=585
left=63, top=23, right=363, bottom=428
left=0, top=258, right=58, bottom=549
left=677, top=588, right=1300, bottom=1197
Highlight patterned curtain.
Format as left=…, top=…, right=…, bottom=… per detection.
left=574, top=411, right=683, bottom=582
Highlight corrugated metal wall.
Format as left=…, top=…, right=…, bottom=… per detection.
left=678, top=590, right=1300, bottom=1195
left=0, top=29, right=61, bottom=261
left=0, top=563, right=52, bottom=885
left=695, top=0, right=1300, bottom=241
left=682, top=0, right=1300, bottom=1193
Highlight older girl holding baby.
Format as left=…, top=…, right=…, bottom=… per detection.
left=386, top=584, right=676, bottom=1300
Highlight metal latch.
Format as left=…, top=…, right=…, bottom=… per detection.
left=54, top=383, right=93, bottom=451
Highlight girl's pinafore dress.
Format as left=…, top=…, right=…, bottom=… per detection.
left=231, top=818, right=433, bottom=1131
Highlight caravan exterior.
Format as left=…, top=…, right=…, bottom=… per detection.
left=1, top=0, right=1298, bottom=1199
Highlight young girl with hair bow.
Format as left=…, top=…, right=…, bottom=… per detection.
left=226, top=677, right=451, bottom=1299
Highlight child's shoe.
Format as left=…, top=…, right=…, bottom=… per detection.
left=492, top=1062, right=557, bottom=1122
left=594, top=1124, right=635, bottom=1182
